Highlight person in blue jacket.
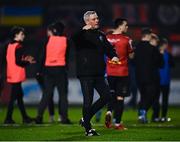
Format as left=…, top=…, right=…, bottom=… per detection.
left=152, top=38, right=175, bottom=122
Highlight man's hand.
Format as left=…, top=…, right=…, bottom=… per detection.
left=109, top=57, right=121, bottom=64
left=160, top=49, right=164, bottom=54
left=22, top=55, right=36, bottom=64
left=129, top=52, right=134, bottom=59
left=111, top=57, right=119, bottom=62
left=82, top=25, right=92, bottom=30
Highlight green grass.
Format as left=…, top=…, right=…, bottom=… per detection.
left=0, top=106, right=180, bottom=141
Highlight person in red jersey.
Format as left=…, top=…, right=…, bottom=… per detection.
left=105, top=18, right=134, bottom=130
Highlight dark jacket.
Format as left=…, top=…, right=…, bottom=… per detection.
left=134, top=41, right=164, bottom=85
left=73, top=29, right=117, bottom=77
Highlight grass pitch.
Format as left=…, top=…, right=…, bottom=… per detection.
left=0, top=106, right=180, bottom=141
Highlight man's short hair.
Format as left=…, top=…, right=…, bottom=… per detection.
left=47, top=21, right=65, bottom=36
left=83, top=11, right=97, bottom=22
left=10, top=26, right=24, bottom=39
left=53, top=21, right=65, bottom=36
left=141, top=27, right=152, bottom=36
left=114, top=18, right=127, bottom=28
left=159, top=38, right=168, bottom=46
left=151, top=33, right=159, bottom=42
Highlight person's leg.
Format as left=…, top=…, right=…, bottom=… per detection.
left=91, top=77, right=110, bottom=120
left=152, top=84, right=161, bottom=121
left=114, top=77, right=129, bottom=130
left=138, top=84, right=156, bottom=123
left=4, top=83, right=17, bottom=123
left=56, top=71, right=69, bottom=123
left=48, top=94, right=55, bottom=122
left=79, top=77, right=94, bottom=132
left=105, top=76, right=116, bottom=128
left=15, top=83, right=28, bottom=118
left=138, top=84, right=145, bottom=110
left=138, top=84, right=153, bottom=123
left=36, top=75, right=55, bottom=123
left=128, top=65, right=138, bottom=108
left=161, top=85, right=170, bottom=118
left=107, top=77, right=116, bottom=112
left=36, top=73, right=55, bottom=122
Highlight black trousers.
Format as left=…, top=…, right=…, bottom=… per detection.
left=138, top=83, right=157, bottom=112
left=37, top=68, right=68, bottom=120
left=79, top=76, right=110, bottom=131
left=128, top=64, right=138, bottom=107
left=5, top=82, right=28, bottom=120
left=36, top=75, right=55, bottom=116
left=107, top=76, right=130, bottom=123
left=152, top=85, right=170, bottom=118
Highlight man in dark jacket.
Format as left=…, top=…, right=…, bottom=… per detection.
left=151, top=37, right=174, bottom=122
left=73, top=11, right=119, bottom=136
left=134, top=28, right=164, bottom=123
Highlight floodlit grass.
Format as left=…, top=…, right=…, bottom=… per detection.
left=0, top=106, right=179, bottom=141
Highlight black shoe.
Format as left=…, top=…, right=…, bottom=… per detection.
left=35, top=116, right=43, bottom=124
left=79, top=118, right=84, bottom=127
left=4, top=119, right=16, bottom=124
left=60, top=118, right=72, bottom=124
left=85, top=129, right=100, bottom=136
left=23, top=117, right=34, bottom=124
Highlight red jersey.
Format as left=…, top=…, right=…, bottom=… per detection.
left=106, top=34, right=133, bottom=76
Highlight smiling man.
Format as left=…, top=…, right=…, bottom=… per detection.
left=73, top=11, right=119, bottom=136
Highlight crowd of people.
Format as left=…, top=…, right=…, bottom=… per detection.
left=0, top=10, right=174, bottom=136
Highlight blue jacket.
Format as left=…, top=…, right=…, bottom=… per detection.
left=159, top=50, right=173, bottom=85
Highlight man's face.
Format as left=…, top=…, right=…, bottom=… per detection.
left=86, top=13, right=99, bottom=29
left=47, top=29, right=53, bottom=37
left=120, top=21, right=128, bottom=33
left=161, top=43, right=168, bottom=50
left=15, top=31, right=25, bottom=41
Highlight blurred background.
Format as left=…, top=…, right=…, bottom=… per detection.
left=0, top=0, right=180, bottom=105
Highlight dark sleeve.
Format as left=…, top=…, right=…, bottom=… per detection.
left=15, top=45, right=30, bottom=67
left=72, top=30, right=83, bottom=49
left=0, top=40, right=10, bottom=80
left=73, top=30, right=101, bottom=50
left=36, top=39, right=47, bottom=74
left=153, top=47, right=164, bottom=68
left=0, top=44, right=6, bottom=79
left=101, top=34, right=117, bottom=59
left=65, top=38, right=71, bottom=70
left=169, top=53, right=175, bottom=68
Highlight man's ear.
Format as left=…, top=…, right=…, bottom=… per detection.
left=53, top=29, right=57, bottom=34
left=84, top=19, right=89, bottom=25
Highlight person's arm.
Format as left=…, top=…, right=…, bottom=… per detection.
left=153, top=46, right=164, bottom=68
left=101, top=34, right=118, bottom=59
left=36, top=38, right=47, bottom=75
left=169, top=53, right=175, bottom=68
left=72, top=30, right=85, bottom=49
left=15, top=44, right=36, bottom=67
left=15, top=45, right=30, bottom=67
left=128, top=39, right=134, bottom=59
left=65, top=38, right=71, bottom=70
left=0, top=43, right=7, bottom=80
